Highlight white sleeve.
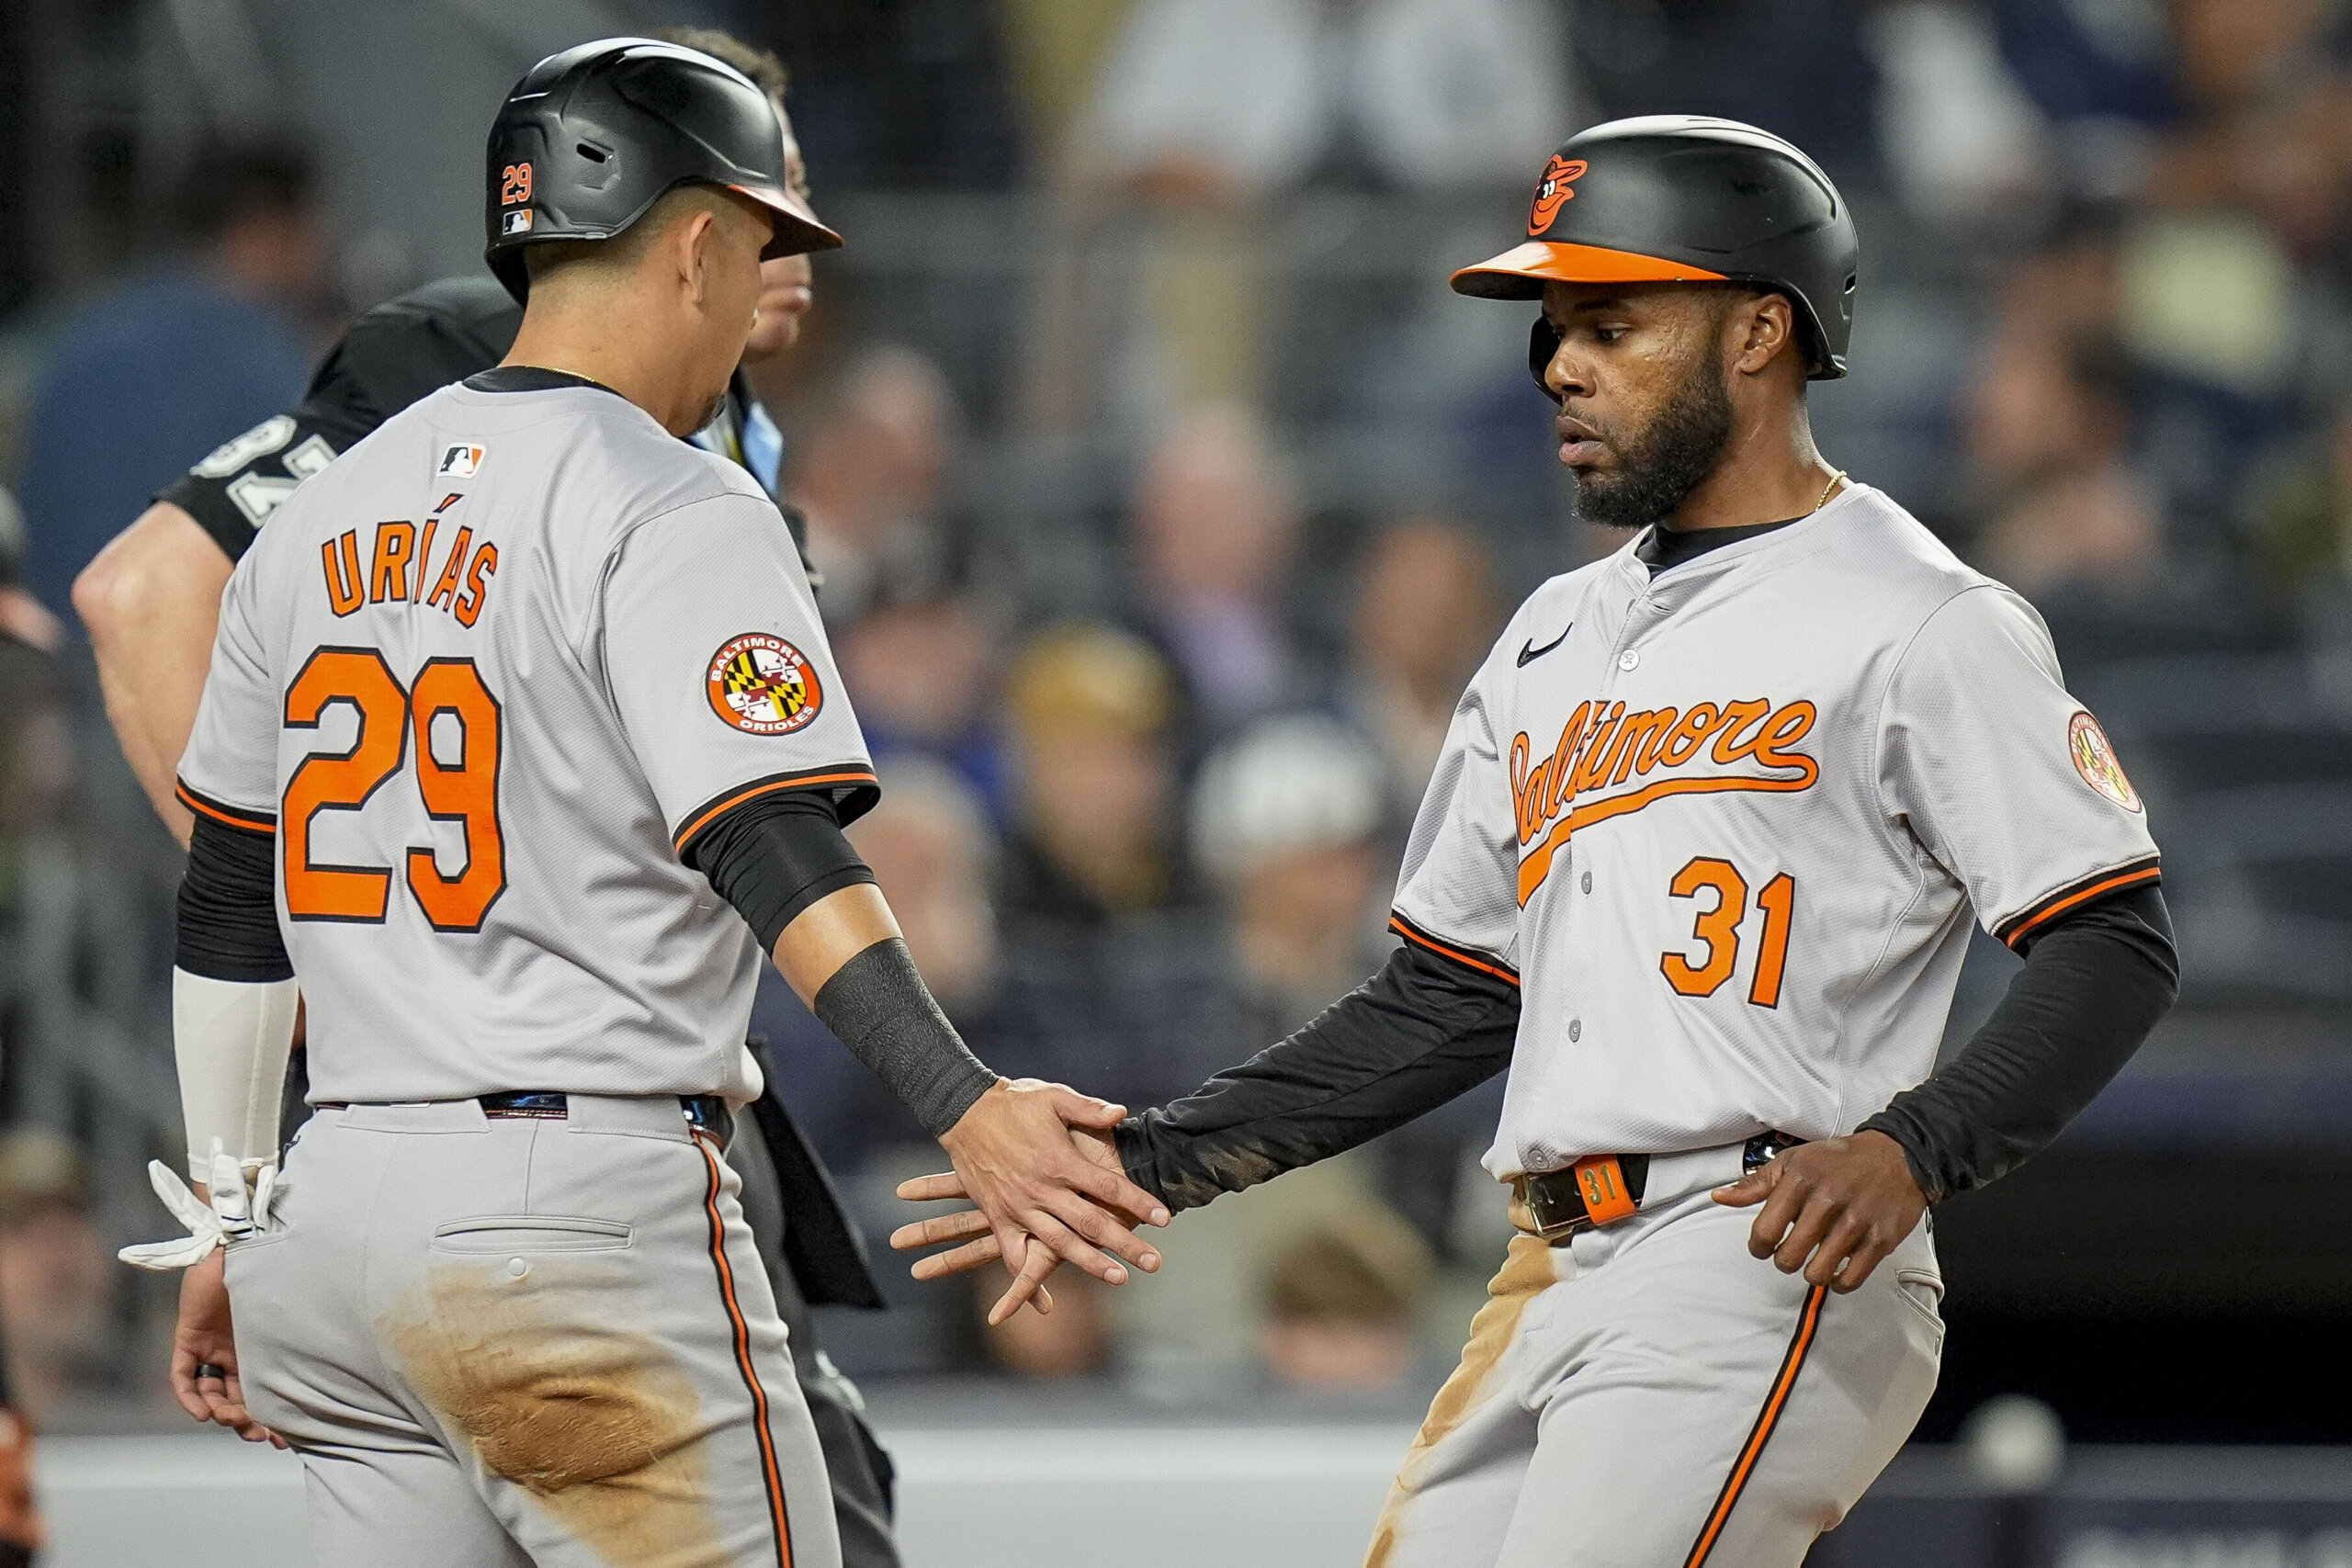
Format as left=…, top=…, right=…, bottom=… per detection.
left=1390, top=650, right=1522, bottom=979
left=1879, top=585, right=2162, bottom=949
left=598, top=493, right=876, bottom=860
left=173, top=970, right=300, bottom=1179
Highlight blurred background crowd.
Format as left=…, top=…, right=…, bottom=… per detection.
left=3, top=0, right=2352, bottom=1462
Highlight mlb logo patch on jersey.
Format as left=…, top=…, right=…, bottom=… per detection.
left=438, top=445, right=486, bottom=478
left=707, top=633, right=823, bottom=736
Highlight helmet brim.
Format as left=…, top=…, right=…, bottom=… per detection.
left=1450, top=242, right=1727, bottom=299
left=728, top=181, right=843, bottom=259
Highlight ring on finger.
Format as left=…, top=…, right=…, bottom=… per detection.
left=195, top=1362, right=229, bottom=1382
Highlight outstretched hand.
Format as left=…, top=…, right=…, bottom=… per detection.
left=1711, top=1132, right=1927, bottom=1292
left=895, top=1121, right=1143, bottom=1325
left=931, top=1079, right=1169, bottom=1325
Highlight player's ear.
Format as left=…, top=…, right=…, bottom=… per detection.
left=679, top=208, right=718, bottom=307
left=1729, top=291, right=1795, bottom=378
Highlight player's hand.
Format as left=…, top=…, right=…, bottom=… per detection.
left=933, top=1079, right=1169, bottom=1322
left=895, top=1123, right=1145, bottom=1324
left=170, top=1248, right=286, bottom=1447
left=1711, top=1132, right=1927, bottom=1292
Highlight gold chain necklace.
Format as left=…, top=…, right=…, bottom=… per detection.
left=1815, top=468, right=1848, bottom=512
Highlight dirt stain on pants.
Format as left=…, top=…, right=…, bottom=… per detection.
left=1363, top=1233, right=1557, bottom=1568
left=388, top=1264, right=728, bottom=1568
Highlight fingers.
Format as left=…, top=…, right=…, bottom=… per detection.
left=987, top=1241, right=1065, bottom=1327
left=1746, top=1167, right=1805, bottom=1260
left=1042, top=1083, right=1129, bottom=1131
left=1056, top=1156, right=1170, bottom=1231
left=911, top=1234, right=1003, bottom=1280
left=1709, top=1168, right=1773, bottom=1208
left=889, top=1207, right=992, bottom=1253
left=1826, top=1222, right=1898, bottom=1293
left=1770, top=1185, right=1839, bottom=1276
left=895, top=1171, right=969, bottom=1203
left=1802, top=1211, right=1871, bottom=1289
left=1033, top=1189, right=1160, bottom=1276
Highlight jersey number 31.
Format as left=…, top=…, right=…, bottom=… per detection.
left=281, top=648, right=505, bottom=931
left=1660, top=856, right=1794, bottom=1009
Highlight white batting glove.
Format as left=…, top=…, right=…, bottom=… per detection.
left=119, top=1140, right=281, bottom=1272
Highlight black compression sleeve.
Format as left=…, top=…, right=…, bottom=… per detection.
left=177, top=814, right=292, bottom=982
left=685, top=791, right=877, bottom=953
left=811, top=938, right=1000, bottom=1137
left=1115, top=941, right=1520, bottom=1212
left=1859, top=883, right=2177, bottom=1200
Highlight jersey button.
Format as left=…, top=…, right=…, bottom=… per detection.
left=506, top=1258, right=530, bottom=1280
left=1568, top=1019, right=1582, bottom=1043
left=1581, top=870, right=1592, bottom=894
left=1617, top=649, right=1639, bottom=671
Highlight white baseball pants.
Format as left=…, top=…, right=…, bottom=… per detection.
left=227, top=1097, right=842, bottom=1568
left=1366, top=1146, right=1943, bottom=1568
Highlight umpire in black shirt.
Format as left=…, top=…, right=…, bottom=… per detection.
left=74, top=30, right=901, bottom=1568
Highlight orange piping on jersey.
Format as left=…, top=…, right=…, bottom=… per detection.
left=673, top=768, right=881, bottom=854
left=1999, top=860, right=2162, bottom=950
left=175, top=782, right=276, bottom=833
left=695, top=1134, right=795, bottom=1567
left=1517, top=768, right=1819, bottom=906
left=1389, top=913, right=1521, bottom=987
left=1682, top=1283, right=1826, bottom=1568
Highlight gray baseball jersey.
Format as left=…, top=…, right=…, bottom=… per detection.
left=1390, top=483, right=2160, bottom=1179
left=177, top=376, right=875, bottom=1105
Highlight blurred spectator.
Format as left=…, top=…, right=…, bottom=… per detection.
left=1080, top=0, right=1566, bottom=197
left=2254, top=402, right=2352, bottom=607
left=1967, top=328, right=2165, bottom=600
left=0, top=1134, right=114, bottom=1427
left=1259, top=1208, right=1431, bottom=1392
left=1340, top=519, right=1499, bottom=818
left=0, top=490, right=59, bottom=655
left=1866, top=2, right=2054, bottom=230
left=978, top=1270, right=1114, bottom=1381
left=14, top=143, right=322, bottom=620
left=789, top=346, right=970, bottom=626
left=840, top=595, right=1008, bottom=815
left=1190, top=714, right=1390, bottom=1035
left=1131, top=405, right=1304, bottom=740
left=1001, top=623, right=1189, bottom=928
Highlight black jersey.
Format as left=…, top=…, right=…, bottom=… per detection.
left=161, top=274, right=808, bottom=573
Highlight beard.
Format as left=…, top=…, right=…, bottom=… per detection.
left=1569, top=347, right=1736, bottom=530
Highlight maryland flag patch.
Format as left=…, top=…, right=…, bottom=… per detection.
left=707, top=632, right=823, bottom=736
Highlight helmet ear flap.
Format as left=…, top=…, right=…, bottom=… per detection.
left=1528, top=315, right=1564, bottom=404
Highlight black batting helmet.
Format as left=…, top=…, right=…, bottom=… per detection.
left=484, top=38, right=842, bottom=302
left=1452, top=116, right=1860, bottom=389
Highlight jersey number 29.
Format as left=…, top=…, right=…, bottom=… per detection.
left=281, top=648, right=506, bottom=931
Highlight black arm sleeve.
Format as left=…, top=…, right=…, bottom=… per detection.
left=1859, top=883, right=2177, bottom=1200
left=811, top=938, right=1001, bottom=1137
left=176, top=814, right=292, bottom=982
left=683, top=790, right=876, bottom=953
left=1115, top=941, right=1521, bottom=1213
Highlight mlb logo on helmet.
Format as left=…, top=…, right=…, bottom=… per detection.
left=438, top=445, right=486, bottom=478
left=502, top=209, right=533, bottom=235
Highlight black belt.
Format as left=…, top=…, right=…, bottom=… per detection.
left=1519, top=1131, right=1804, bottom=1243
left=477, top=1090, right=734, bottom=1145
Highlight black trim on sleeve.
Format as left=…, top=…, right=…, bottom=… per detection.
left=685, top=791, right=878, bottom=953
left=1993, top=854, right=2162, bottom=951
left=673, top=765, right=881, bottom=857
left=177, top=813, right=293, bottom=982
left=1115, top=940, right=1521, bottom=1213
left=1860, top=882, right=2177, bottom=1200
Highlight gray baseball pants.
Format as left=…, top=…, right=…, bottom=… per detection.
left=229, top=1096, right=842, bottom=1568
left=1366, top=1145, right=1944, bottom=1568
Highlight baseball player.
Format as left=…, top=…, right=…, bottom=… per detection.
left=123, top=39, right=1166, bottom=1568
left=894, top=118, right=2179, bottom=1566
left=79, top=32, right=909, bottom=1566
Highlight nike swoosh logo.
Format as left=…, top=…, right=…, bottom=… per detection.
left=1517, top=623, right=1572, bottom=667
